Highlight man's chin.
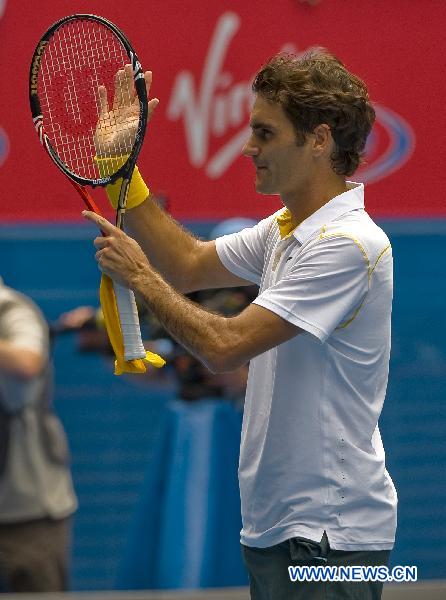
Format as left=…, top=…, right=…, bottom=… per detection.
left=255, top=176, right=268, bottom=192
left=255, top=182, right=274, bottom=195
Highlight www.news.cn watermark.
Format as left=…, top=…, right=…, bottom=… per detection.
left=288, top=565, right=417, bottom=583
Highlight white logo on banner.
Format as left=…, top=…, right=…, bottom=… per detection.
left=167, top=12, right=308, bottom=179
left=0, top=1, right=6, bottom=19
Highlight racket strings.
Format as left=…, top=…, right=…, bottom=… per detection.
left=95, top=24, right=135, bottom=171
left=38, top=18, right=137, bottom=180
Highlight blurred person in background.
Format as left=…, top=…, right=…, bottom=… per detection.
left=0, top=278, right=77, bottom=592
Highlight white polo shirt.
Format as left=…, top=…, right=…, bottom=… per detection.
left=216, top=182, right=397, bottom=551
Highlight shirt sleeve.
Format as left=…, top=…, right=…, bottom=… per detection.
left=1, top=298, right=48, bottom=358
left=253, top=235, right=369, bottom=343
left=0, top=292, right=49, bottom=414
left=215, top=215, right=275, bottom=285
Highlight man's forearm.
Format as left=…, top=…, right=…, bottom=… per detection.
left=132, top=267, right=236, bottom=373
left=86, top=208, right=248, bottom=371
left=125, top=196, right=201, bottom=292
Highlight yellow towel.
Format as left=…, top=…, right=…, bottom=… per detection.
left=100, top=274, right=165, bottom=375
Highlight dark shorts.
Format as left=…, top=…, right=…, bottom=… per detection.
left=242, top=532, right=391, bottom=600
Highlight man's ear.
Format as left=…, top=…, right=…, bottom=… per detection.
left=312, top=123, right=333, bottom=157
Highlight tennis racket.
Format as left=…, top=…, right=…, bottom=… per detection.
left=29, top=14, right=148, bottom=361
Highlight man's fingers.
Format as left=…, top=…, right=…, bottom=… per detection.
left=148, top=97, right=160, bottom=119
left=93, top=236, right=109, bottom=249
left=124, top=64, right=137, bottom=103
left=143, top=71, right=159, bottom=119
left=95, top=86, right=110, bottom=158
left=95, top=249, right=106, bottom=264
left=82, top=211, right=117, bottom=235
left=113, top=68, right=133, bottom=109
left=113, top=69, right=124, bottom=109
left=97, top=85, right=108, bottom=116
left=144, top=71, right=153, bottom=97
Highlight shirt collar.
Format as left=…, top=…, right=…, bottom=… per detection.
left=278, top=181, right=364, bottom=245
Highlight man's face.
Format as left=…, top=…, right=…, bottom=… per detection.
left=242, top=95, right=314, bottom=199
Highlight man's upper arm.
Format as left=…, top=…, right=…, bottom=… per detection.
left=189, top=240, right=254, bottom=292
left=189, top=216, right=273, bottom=292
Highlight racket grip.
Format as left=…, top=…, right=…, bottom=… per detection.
left=113, top=282, right=146, bottom=361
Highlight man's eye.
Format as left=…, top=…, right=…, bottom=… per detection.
left=257, top=129, right=271, bottom=139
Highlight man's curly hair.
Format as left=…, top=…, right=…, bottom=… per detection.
left=252, top=49, right=375, bottom=177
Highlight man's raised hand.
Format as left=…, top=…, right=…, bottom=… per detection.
left=94, top=66, right=159, bottom=157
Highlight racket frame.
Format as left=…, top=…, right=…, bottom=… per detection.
left=29, top=14, right=150, bottom=362
left=29, top=13, right=148, bottom=226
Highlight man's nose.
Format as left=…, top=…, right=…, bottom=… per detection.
left=242, top=137, right=259, bottom=157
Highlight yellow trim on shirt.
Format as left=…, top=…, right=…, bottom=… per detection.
left=319, top=225, right=370, bottom=269
left=318, top=226, right=391, bottom=330
left=275, top=219, right=391, bottom=331
left=370, top=245, right=391, bottom=278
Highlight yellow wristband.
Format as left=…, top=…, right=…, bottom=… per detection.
left=95, top=156, right=150, bottom=210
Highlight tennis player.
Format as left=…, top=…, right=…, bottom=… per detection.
left=85, top=49, right=397, bottom=599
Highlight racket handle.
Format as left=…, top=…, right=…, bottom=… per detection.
left=113, top=282, right=146, bottom=361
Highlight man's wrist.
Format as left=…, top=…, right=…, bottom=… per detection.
left=95, top=156, right=150, bottom=210
left=130, top=267, right=156, bottom=302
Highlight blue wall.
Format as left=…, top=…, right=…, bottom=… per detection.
left=1, top=219, right=445, bottom=587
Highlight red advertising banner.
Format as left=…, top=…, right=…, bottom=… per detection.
left=0, top=0, right=445, bottom=221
